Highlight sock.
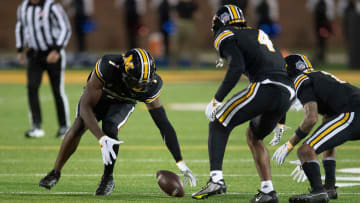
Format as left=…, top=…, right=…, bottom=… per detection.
left=323, top=158, right=336, bottom=188
left=302, top=160, right=324, bottom=193
left=103, top=144, right=119, bottom=177
left=261, top=180, right=274, bottom=193
left=210, top=170, right=223, bottom=183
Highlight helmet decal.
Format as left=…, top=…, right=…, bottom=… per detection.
left=124, top=55, right=134, bottom=72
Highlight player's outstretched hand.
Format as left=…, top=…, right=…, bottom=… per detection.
left=99, top=135, right=123, bottom=165
left=272, top=141, right=294, bottom=164
left=176, top=161, right=198, bottom=187
left=269, top=124, right=291, bottom=146
left=205, top=98, right=222, bottom=121
left=290, top=160, right=307, bottom=182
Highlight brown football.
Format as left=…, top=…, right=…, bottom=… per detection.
left=156, top=170, right=184, bottom=197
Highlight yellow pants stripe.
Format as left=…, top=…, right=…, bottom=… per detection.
left=309, top=113, right=350, bottom=147
left=218, top=83, right=257, bottom=123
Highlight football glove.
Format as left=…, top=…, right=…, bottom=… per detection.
left=99, top=136, right=123, bottom=166
left=205, top=98, right=222, bottom=122
left=216, top=58, right=224, bottom=68
left=290, top=160, right=307, bottom=182
left=269, top=124, right=291, bottom=146
left=176, top=161, right=198, bottom=187
left=272, top=141, right=294, bottom=164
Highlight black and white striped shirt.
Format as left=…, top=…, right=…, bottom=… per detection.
left=15, top=0, right=71, bottom=52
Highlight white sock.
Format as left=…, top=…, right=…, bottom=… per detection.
left=210, top=170, right=223, bottom=183
left=261, top=180, right=274, bottom=193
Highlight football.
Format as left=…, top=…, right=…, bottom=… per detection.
left=156, top=170, right=184, bottom=197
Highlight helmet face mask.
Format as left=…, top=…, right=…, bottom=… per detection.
left=122, top=48, right=156, bottom=92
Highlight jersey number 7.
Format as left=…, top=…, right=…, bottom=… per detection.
left=258, top=30, right=275, bottom=52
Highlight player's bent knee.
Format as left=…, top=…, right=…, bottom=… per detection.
left=297, top=144, right=314, bottom=159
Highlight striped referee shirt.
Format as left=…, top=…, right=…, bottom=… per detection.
left=15, top=0, right=71, bottom=52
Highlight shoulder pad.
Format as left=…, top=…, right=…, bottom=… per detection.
left=214, top=29, right=234, bottom=51
left=293, top=73, right=310, bottom=95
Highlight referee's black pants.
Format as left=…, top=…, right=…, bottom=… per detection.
left=26, top=49, right=70, bottom=129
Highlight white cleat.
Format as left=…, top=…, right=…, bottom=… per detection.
left=25, top=128, right=45, bottom=138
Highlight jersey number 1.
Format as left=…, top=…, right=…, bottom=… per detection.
left=258, top=30, right=275, bottom=52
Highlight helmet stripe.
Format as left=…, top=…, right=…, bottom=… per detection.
left=302, top=55, right=312, bottom=68
left=224, top=5, right=234, bottom=20
left=134, top=49, right=145, bottom=82
left=229, top=5, right=239, bottom=20
left=138, top=48, right=149, bottom=82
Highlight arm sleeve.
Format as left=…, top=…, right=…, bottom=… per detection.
left=50, top=3, right=72, bottom=50
left=15, top=5, right=24, bottom=52
left=149, top=107, right=183, bottom=162
left=214, top=39, right=245, bottom=102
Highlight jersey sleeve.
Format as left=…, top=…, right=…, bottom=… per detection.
left=294, top=74, right=316, bottom=105
left=214, top=29, right=235, bottom=55
left=143, top=74, right=163, bottom=104
left=94, top=55, right=124, bottom=83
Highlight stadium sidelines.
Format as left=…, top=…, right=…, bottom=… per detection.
left=2, top=69, right=360, bottom=84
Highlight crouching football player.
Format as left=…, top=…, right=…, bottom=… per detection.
left=39, top=48, right=197, bottom=195
left=272, top=54, right=360, bottom=203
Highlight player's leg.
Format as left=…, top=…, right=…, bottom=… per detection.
left=290, top=112, right=360, bottom=202
left=46, top=50, right=70, bottom=138
left=25, top=51, right=45, bottom=137
left=95, top=103, right=135, bottom=196
left=39, top=116, right=87, bottom=189
left=322, top=148, right=337, bottom=199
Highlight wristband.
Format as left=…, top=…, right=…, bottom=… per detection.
left=295, top=127, right=308, bottom=139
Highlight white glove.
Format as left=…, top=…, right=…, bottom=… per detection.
left=290, top=98, right=303, bottom=111
left=269, top=124, right=291, bottom=146
left=272, top=141, right=294, bottom=164
left=290, top=160, right=307, bottom=182
left=176, top=161, right=198, bottom=187
left=216, top=58, right=224, bottom=68
left=99, top=136, right=123, bottom=166
left=205, top=98, right=222, bottom=121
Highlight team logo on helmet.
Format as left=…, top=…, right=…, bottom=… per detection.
left=296, top=61, right=306, bottom=71
left=219, top=13, right=230, bottom=24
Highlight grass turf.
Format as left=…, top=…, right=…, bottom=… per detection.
left=1, top=78, right=360, bottom=202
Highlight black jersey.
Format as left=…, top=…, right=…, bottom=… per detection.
left=213, top=26, right=292, bottom=101
left=294, top=71, right=360, bottom=116
left=91, top=54, right=162, bottom=104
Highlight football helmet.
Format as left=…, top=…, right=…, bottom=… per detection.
left=285, top=54, right=314, bottom=78
left=212, top=4, right=246, bottom=34
left=122, top=48, right=156, bottom=92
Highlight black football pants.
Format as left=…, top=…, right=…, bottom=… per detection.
left=26, top=49, right=70, bottom=129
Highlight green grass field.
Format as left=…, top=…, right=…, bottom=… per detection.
left=1, top=72, right=360, bottom=202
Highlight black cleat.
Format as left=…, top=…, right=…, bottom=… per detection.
left=56, top=126, right=68, bottom=139
left=324, top=185, right=338, bottom=200
left=251, top=190, right=278, bottom=203
left=192, top=178, right=226, bottom=200
left=289, top=190, right=329, bottom=203
left=39, top=169, right=61, bottom=190
left=95, top=175, right=115, bottom=196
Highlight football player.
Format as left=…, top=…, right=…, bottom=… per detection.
left=38, top=48, right=197, bottom=195
left=272, top=54, right=360, bottom=203
left=192, top=5, right=295, bottom=203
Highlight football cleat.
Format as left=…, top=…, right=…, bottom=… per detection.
left=95, top=175, right=115, bottom=196
left=56, top=126, right=68, bottom=139
left=25, top=128, right=45, bottom=138
left=251, top=190, right=278, bottom=203
left=192, top=178, right=226, bottom=200
left=39, top=169, right=61, bottom=189
left=289, top=190, right=329, bottom=203
left=324, top=185, right=338, bottom=200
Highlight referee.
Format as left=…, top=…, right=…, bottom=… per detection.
left=16, top=0, right=71, bottom=138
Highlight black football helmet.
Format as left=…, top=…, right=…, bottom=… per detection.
left=285, top=54, right=314, bottom=78
left=122, top=48, right=156, bottom=92
left=212, top=4, right=246, bottom=34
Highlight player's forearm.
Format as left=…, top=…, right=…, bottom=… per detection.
left=79, top=104, right=104, bottom=140
left=149, top=107, right=183, bottom=162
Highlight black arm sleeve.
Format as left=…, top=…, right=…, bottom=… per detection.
left=149, top=107, right=183, bottom=162
left=214, top=39, right=245, bottom=102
